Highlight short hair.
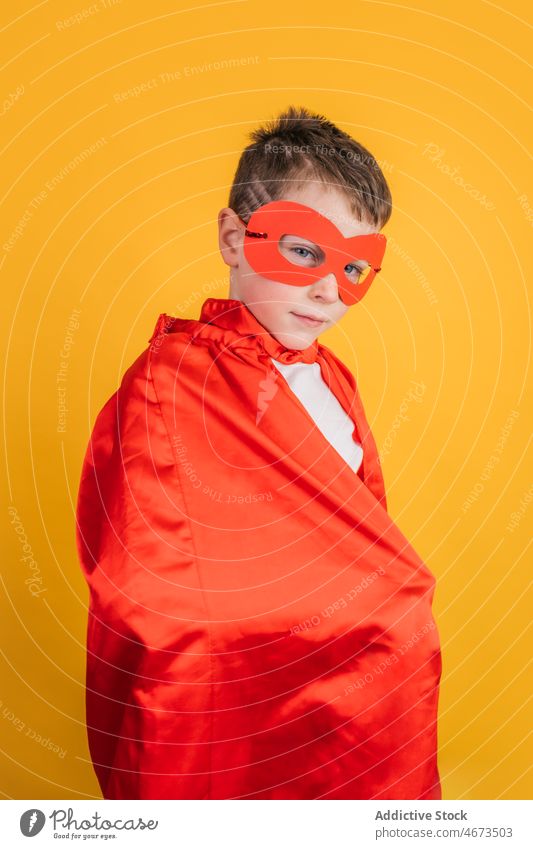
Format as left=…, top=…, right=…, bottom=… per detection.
left=228, top=105, right=392, bottom=229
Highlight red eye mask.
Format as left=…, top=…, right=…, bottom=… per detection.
left=239, top=200, right=387, bottom=306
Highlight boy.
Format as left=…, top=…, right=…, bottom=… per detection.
left=76, top=106, right=442, bottom=800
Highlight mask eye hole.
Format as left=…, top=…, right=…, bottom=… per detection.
left=344, top=259, right=372, bottom=285
left=278, top=235, right=325, bottom=267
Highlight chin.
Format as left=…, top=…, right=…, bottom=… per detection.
left=271, top=330, right=317, bottom=350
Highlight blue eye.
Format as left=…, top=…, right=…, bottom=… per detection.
left=292, top=246, right=315, bottom=259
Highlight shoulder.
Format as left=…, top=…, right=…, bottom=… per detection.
left=118, top=312, right=193, bottom=399
left=90, top=314, right=169, bottom=429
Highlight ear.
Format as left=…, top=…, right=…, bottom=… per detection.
left=218, top=207, right=243, bottom=269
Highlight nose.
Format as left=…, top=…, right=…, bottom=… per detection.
left=308, top=272, right=340, bottom=303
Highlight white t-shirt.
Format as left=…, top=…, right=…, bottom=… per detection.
left=271, top=358, right=363, bottom=474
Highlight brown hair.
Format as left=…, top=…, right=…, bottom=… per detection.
left=228, top=105, right=392, bottom=229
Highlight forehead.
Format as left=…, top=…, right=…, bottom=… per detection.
left=278, top=184, right=377, bottom=237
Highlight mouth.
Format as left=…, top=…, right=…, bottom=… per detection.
left=290, top=311, right=328, bottom=327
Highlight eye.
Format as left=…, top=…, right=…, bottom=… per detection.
left=291, top=246, right=316, bottom=260
left=344, top=261, right=371, bottom=285
left=278, top=235, right=324, bottom=267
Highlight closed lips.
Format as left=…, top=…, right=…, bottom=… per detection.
left=291, top=312, right=326, bottom=322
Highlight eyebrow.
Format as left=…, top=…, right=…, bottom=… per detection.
left=280, top=234, right=322, bottom=247
left=280, top=234, right=370, bottom=260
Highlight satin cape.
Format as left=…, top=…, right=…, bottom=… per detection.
left=76, top=297, right=442, bottom=800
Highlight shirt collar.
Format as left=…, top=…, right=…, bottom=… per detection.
left=198, top=298, right=320, bottom=364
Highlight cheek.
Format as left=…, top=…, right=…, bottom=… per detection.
left=239, top=274, right=275, bottom=305
left=238, top=251, right=307, bottom=308
left=239, top=269, right=294, bottom=308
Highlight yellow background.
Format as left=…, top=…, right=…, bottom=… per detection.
left=1, top=0, right=531, bottom=800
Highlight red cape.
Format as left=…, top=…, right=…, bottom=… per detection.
left=76, top=297, right=441, bottom=799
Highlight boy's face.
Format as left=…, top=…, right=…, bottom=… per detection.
left=218, top=182, right=380, bottom=350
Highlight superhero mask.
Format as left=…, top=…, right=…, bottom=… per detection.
left=239, top=200, right=387, bottom=306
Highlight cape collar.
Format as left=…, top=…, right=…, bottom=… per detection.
left=198, top=297, right=320, bottom=364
